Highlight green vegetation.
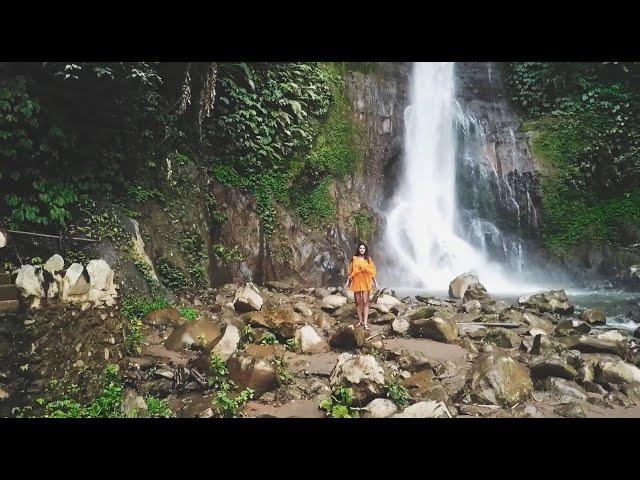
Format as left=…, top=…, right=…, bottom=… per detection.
left=212, top=244, right=245, bottom=263
left=354, top=209, right=374, bottom=241
left=273, top=356, right=293, bottom=386
left=121, top=295, right=169, bottom=355
left=285, top=338, right=299, bottom=352
left=178, top=306, right=199, bottom=322
left=37, top=365, right=174, bottom=418
left=258, top=332, right=279, bottom=345
left=385, top=379, right=410, bottom=408
left=318, top=386, right=359, bottom=418
left=505, top=62, right=640, bottom=255
left=208, top=353, right=254, bottom=417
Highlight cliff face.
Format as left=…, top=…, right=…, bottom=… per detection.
left=454, top=62, right=547, bottom=272
left=204, top=63, right=411, bottom=287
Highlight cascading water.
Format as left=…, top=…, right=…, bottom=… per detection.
left=382, top=62, right=544, bottom=294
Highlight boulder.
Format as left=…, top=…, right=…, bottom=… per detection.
left=265, top=280, right=295, bottom=293
left=143, top=306, right=184, bottom=327
left=363, top=398, right=398, bottom=418
left=372, top=313, right=395, bottom=325
left=621, top=383, right=640, bottom=406
left=293, top=302, right=314, bottom=317
left=227, top=344, right=286, bottom=397
left=376, top=294, right=401, bottom=314
left=464, top=282, right=490, bottom=302
left=518, top=290, right=573, bottom=314
left=321, top=295, right=347, bottom=312
left=329, top=325, right=365, bottom=350
left=554, top=402, right=587, bottom=418
left=15, top=265, right=45, bottom=305
left=484, top=328, right=522, bottom=349
left=86, top=259, right=116, bottom=298
left=407, top=306, right=436, bottom=321
left=555, top=319, right=591, bottom=336
left=448, top=272, right=485, bottom=300
left=396, top=350, right=435, bottom=372
left=164, top=318, right=223, bottom=351
left=529, top=355, right=578, bottom=380
left=462, top=300, right=481, bottom=313
left=392, top=317, right=410, bottom=335
left=410, top=317, right=459, bottom=343
left=542, top=377, right=588, bottom=401
left=43, top=254, right=64, bottom=274
left=520, top=311, right=555, bottom=335
left=295, top=325, right=330, bottom=354
left=121, top=389, right=148, bottom=418
left=562, top=336, right=627, bottom=358
left=596, top=357, right=640, bottom=385
left=211, top=325, right=240, bottom=361
left=466, top=349, right=533, bottom=407
left=245, top=307, right=304, bottom=340
left=61, top=263, right=90, bottom=299
left=313, top=288, right=331, bottom=299
left=392, top=401, right=450, bottom=418
left=401, top=370, right=450, bottom=404
left=0, top=230, right=6, bottom=248
left=481, top=300, right=509, bottom=315
left=597, top=330, right=626, bottom=342
left=329, top=353, right=386, bottom=406
left=580, top=308, right=606, bottom=325
left=233, top=282, right=263, bottom=312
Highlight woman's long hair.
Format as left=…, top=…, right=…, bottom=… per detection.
left=354, top=242, right=371, bottom=262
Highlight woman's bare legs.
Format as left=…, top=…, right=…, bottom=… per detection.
left=354, top=291, right=364, bottom=327
left=363, top=291, right=370, bottom=330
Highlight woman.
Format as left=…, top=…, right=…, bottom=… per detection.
left=345, top=242, right=378, bottom=331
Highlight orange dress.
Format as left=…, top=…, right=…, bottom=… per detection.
left=348, top=256, right=377, bottom=293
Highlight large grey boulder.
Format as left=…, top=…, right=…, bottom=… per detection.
left=233, top=282, right=263, bottom=312
left=518, top=290, right=573, bottom=314
left=329, top=353, right=386, bottom=406
left=466, top=349, right=533, bottom=407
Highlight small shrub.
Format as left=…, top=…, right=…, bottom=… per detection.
left=319, top=387, right=359, bottom=418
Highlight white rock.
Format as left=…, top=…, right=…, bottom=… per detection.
left=330, top=353, right=385, bottom=388
left=363, top=398, right=398, bottom=418
left=61, top=263, right=85, bottom=299
left=44, top=254, right=64, bottom=274
left=376, top=294, right=401, bottom=308
left=393, top=401, right=450, bottom=418
left=198, top=408, right=215, bottom=418
left=597, top=330, right=626, bottom=342
left=233, top=282, right=263, bottom=312
left=87, top=259, right=114, bottom=292
left=598, top=358, right=640, bottom=384
left=0, top=230, right=7, bottom=248
left=321, top=295, right=347, bottom=311
left=392, top=317, right=410, bottom=335
left=295, top=325, right=329, bottom=354
left=212, top=325, right=240, bottom=361
left=15, top=265, right=45, bottom=305
left=130, top=219, right=159, bottom=281
left=449, top=272, right=481, bottom=299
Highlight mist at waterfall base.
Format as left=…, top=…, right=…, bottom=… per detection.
left=378, top=62, right=639, bottom=330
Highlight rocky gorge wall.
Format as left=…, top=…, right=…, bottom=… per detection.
left=198, top=63, right=412, bottom=288
left=454, top=62, right=547, bottom=273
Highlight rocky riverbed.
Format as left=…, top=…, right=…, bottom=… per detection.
left=2, top=265, right=640, bottom=418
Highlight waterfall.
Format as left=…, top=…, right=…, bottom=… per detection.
left=381, top=62, right=543, bottom=294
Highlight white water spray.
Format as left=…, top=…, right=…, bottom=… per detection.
left=383, top=62, right=543, bottom=294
